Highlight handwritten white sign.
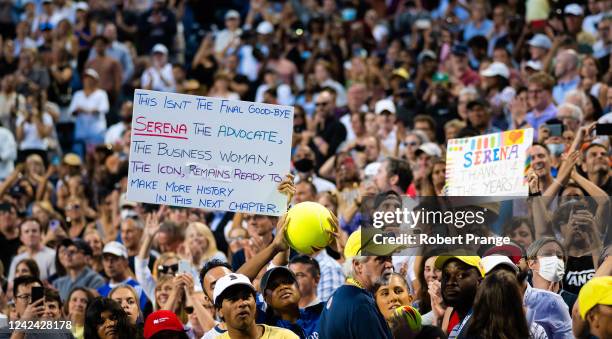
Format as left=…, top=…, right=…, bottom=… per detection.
left=126, top=89, right=293, bottom=216
left=445, top=128, right=534, bottom=196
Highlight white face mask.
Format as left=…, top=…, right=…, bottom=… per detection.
left=538, top=256, right=565, bottom=282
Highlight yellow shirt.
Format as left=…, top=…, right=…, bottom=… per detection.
left=216, top=324, right=299, bottom=339
left=71, top=325, right=84, bottom=339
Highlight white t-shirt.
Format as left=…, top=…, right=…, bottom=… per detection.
left=15, top=113, right=54, bottom=150
left=105, top=122, right=126, bottom=145
left=0, top=127, right=16, bottom=179
left=68, top=88, right=109, bottom=138
left=255, top=84, right=294, bottom=106
left=201, top=323, right=225, bottom=339
left=214, top=29, right=241, bottom=54
left=141, top=64, right=176, bottom=93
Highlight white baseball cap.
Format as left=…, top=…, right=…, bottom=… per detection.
left=225, top=9, right=240, bottom=20
left=103, top=241, right=128, bottom=259
left=481, top=255, right=519, bottom=275
left=256, top=21, right=273, bottom=35
left=213, top=273, right=256, bottom=305
left=364, top=162, right=381, bottom=179
left=415, top=142, right=442, bottom=158
left=75, top=2, right=89, bottom=11
left=119, top=193, right=137, bottom=208
left=564, top=3, right=584, bottom=16
left=480, top=62, right=510, bottom=79
left=375, top=99, right=396, bottom=115
left=527, top=34, right=552, bottom=50
left=83, top=68, right=99, bottom=80
left=525, top=60, right=543, bottom=71
left=152, top=43, right=168, bottom=55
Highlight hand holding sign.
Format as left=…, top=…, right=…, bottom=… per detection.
left=445, top=128, right=534, bottom=196
left=127, top=90, right=293, bottom=215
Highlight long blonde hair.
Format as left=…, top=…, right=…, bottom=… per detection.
left=185, top=222, right=219, bottom=260
left=109, top=284, right=142, bottom=322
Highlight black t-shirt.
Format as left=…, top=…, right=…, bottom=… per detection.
left=0, top=232, right=21, bottom=272
left=310, top=116, right=347, bottom=168
left=564, top=256, right=595, bottom=295
left=191, top=59, right=218, bottom=90
left=0, top=57, right=17, bottom=78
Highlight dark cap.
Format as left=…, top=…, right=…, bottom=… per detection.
left=451, top=44, right=469, bottom=56
left=61, top=238, right=93, bottom=256
left=259, top=267, right=297, bottom=294
left=0, top=202, right=15, bottom=213
left=466, top=99, right=489, bottom=110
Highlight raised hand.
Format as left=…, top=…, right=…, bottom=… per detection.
left=527, top=168, right=540, bottom=195
left=20, top=298, right=44, bottom=320
left=557, top=151, right=580, bottom=184
left=272, top=213, right=290, bottom=252
left=326, top=212, right=342, bottom=252
left=277, top=174, right=296, bottom=206
left=428, top=280, right=446, bottom=319
left=144, top=213, right=161, bottom=238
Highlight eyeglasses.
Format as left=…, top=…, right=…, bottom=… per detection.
left=66, top=204, right=81, bottom=211
left=65, top=249, right=82, bottom=257
left=229, top=235, right=245, bottom=242
left=315, top=101, right=329, bottom=107
left=404, top=141, right=418, bottom=147
left=158, top=264, right=178, bottom=274
left=15, top=294, right=31, bottom=303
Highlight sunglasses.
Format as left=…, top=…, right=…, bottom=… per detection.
left=158, top=264, right=178, bottom=274
left=66, top=204, right=81, bottom=211
left=185, top=303, right=213, bottom=314
left=315, top=102, right=329, bottom=107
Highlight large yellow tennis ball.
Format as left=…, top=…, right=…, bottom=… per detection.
left=285, top=202, right=335, bottom=255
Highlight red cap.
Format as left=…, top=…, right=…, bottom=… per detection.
left=144, top=310, right=184, bottom=339
left=483, top=244, right=523, bottom=265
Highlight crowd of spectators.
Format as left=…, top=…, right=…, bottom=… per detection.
left=0, top=0, right=610, bottom=339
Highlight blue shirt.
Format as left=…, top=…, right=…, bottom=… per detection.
left=431, top=0, right=469, bottom=22
left=524, top=284, right=573, bottom=339
left=463, top=20, right=493, bottom=42
left=313, top=250, right=345, bottom=303
left=97, top=278, right=149, bottom=310
left=261, top=302, right=323, bottom=339
left=526, top=103, right=558, bottom=133
left=552, top=76, right=580, bottom=104
left=319, top=285, right=392, bottom=339
left=52, top=267, right=106, bottom=301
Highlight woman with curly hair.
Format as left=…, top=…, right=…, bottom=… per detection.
left=84, top=297, right=135, bottom=339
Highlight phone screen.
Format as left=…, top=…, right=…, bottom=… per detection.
left=547, top=124, right=563, bottom=137
left=31, top=286, right=44, bottom=304
left=178, top=260, right=190, bottom=274
left=595, top=123, right=612, bottom=136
